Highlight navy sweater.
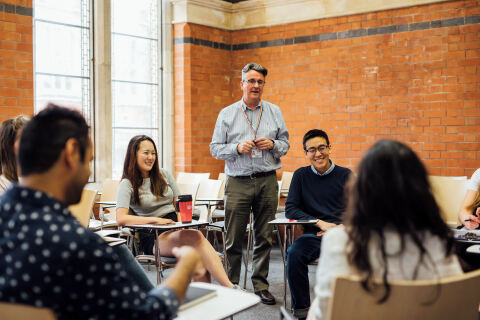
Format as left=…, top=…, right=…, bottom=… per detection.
left=285, top=165, right=351, bottom=234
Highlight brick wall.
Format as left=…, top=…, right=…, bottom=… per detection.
left=0, top=0, right=33, bottom=122
left=174, top=0, right=480, bottom=178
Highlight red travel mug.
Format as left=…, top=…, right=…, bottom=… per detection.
left=175, top=194, right=193, bottom=223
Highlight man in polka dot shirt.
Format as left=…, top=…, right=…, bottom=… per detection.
left=0, top=104, right=205, bottom=319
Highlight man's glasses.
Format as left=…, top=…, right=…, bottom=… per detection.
left=305, top=145, right=330, bottom=155
left=244, top=79, right=266, bottom=86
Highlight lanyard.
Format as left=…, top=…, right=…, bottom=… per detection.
left=241, top=101, right=263, bottom=139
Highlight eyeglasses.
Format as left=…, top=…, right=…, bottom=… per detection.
left=305, top=145, right=330, bottom=155
left=244, top=79, right=266, bottom=86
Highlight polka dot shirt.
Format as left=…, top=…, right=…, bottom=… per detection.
left=0, top=185, right=179, bottom=319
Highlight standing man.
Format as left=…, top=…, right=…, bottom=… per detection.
left=285, top=129, right=351, bottom=320
left=210, top=62, right=289, bottom=304
left=0, top=104, right=205, bottom=319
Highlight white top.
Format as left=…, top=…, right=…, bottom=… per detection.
left=310, top=226, right=463, bottom=320
left=0, top=175, right=10, bottom=194
left=116, top=169, right=180, bottom=218
left=466, top=168, right=480, bottom=191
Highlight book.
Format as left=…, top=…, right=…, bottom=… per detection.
left=179, top=286, right=217, bottom=311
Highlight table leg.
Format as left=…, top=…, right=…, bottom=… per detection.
left=154, top=230, right=161, bottom=285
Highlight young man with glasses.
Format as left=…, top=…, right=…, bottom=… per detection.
left=285, top=129, right=351, bottom=320
left=210, top=62, right=289, bottom=304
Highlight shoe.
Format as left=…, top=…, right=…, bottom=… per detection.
left=254, top=289, right=276, bottom=305
left=232, top=284, right=246, bottom=291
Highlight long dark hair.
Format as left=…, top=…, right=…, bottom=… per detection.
left=121, top=135, right=167, bottom=205
left=0, top=115, right=27, bottom=182
left=345, top=139, right=454, bottom=302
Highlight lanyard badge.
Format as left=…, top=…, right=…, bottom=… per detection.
left=241, top=102, right=263, bottom=159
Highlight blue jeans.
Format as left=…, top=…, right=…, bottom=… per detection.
left=286, top=233, right=322, bottom=318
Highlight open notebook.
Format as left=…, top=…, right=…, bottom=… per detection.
left=179, top=286, right=217, bottom=311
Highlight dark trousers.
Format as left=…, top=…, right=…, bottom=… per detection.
left=286, top=233, right=322, bottom=318
left=138, top=212, right=178, bottom=255
left=224, top=173, right=278, bottom=291
left=114, top=244, right=154, bottom=291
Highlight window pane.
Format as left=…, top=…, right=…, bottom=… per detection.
left=34, top=0, right=85, bottom=26
left=35, top=22, right=86, bottom=76
left=112, top=35, right=157, bottom=83
left=112, top=82, right=158, bottom=128
left=35, top=74, right=86, bottom=110
left=112, top=0, right=158, bottom=38
left=112, top=129, right=159, bottom=179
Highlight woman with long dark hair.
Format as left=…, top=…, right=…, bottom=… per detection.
left=116, top=135, right=235, bottom=288
left=0, top=115, right=27, bottom=193
left=307, top=140, right=462, bottom=320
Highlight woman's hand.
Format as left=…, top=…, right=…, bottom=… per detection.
left=462, top=208, right=480, bottom=230
left=155, top=218, right=175, bottom=225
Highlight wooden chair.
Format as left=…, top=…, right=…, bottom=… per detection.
left=429, top=175, right=468, bottom=227
left=277, top=171, right=293, bottom=213
left=92, top=179, right=120, bottom=230
left=0, top=302, right=55, bottom=320
left=328, top=269, right=480, bottom=320
left=68, top=188, right=97, bottom=228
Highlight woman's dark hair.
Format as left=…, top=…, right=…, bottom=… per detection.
left=344, top=139, right=454, bottom=302
left=19, top=104, right=89, bottom=176
left=121, top=135, right=167, bottom=205
left=0, top=116, right=27, bottom=182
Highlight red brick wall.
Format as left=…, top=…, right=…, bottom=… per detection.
left=0, top=0, right=33, bottom=122
left=174, top=0, right=480, bottom=178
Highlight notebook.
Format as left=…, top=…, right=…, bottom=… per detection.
left=179, top=286, right=217, bottom=311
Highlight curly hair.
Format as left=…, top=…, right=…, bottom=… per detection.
left=0, top=115, right=28, bottom=182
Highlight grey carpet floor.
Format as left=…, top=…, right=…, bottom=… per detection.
left=143, top=245, right=317, bottom=320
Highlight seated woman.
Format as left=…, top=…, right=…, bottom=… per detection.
left=458, top=168, right=480, bottom=230
left=307, top=140, right=463, bottom=320
left=116, top=135, right=235, bottom=288
left=0, top=116, right=27, bottom=193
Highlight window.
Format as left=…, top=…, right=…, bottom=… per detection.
left=34, top=0, right=92, bottom=124
left=111, top=0, right=161, bottom=179
left=33, top=0, right=163, bottom=181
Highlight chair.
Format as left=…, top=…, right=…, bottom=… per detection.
left=327, top=269, right=480, bottom=320
left=135, top=182, right=200, bottom=284
left=90, top=179, right=120, bottom=230
left=0, top=302, right=55, bottom=320
left=277, top=171, right=293, bottom=213
left=429, top=176, right=468, bottom=227
left=196, top=179, right=223, bottom=222
left=176, top=172, right=210, bottom=185
left=68, top=188, right=97, bottom=228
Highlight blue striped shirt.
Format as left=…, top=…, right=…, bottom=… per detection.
left=210, top=99, right=290, bottom=176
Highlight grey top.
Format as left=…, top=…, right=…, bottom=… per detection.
left=116, top=169, right=180, bottom=218
left=210, top=99, right=290, bottom=176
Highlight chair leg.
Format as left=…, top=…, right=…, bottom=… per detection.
left=243, top=213, right=253, bottom=289
left=275, top=225, right=285, bottom=262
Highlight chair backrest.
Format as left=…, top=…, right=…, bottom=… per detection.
left=218, top=173, right=226, bottom=199
left=177, top=182, right=200, bottom=208
left=100, top=179, right=120, bottom=202
left=176, top=172, right=210, bottom=185
left=429, top=175, right=468, bottom=226
left=68, top=188, right=97, bottom=228
left=0, top=302, right=56, bottom=320
left=280, top=171, right=293, bottom=197
left=328, top=269, right=480, bottom=320
left=196, top=179, right=223, bottom=221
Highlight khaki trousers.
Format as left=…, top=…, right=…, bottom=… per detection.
left=224, top=173, right=278, bottom=291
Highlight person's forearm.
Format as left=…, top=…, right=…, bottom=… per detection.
left=116, top=214, right=162, bottom=226
left=163, top=252, right=198, bottom=301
